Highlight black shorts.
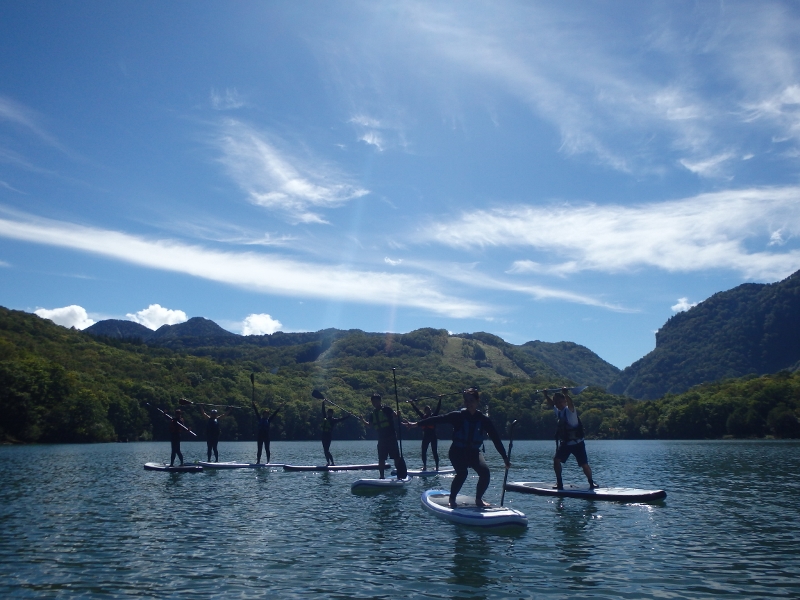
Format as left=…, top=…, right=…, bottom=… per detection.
left=555, top=441, right=588, bottom=466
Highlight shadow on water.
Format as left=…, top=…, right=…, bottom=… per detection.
left=447, top=530, right=494, bottom=595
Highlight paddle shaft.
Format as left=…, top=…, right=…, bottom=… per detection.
left=392, top=368, right=403, bottom=457
left=148, top=403, right=197, bottom=437
left=500, top=420, right=517, bottom=507
left=322, top=397, right=361, bottom=421
left=179, top=398, right=239, bottom=409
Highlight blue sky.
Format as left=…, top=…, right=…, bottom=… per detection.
left=1, top=1, right=799, bottom=369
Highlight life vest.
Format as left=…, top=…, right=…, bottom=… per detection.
left=555, top=408, right=585, bottom=443
left=206, top=418, right=220, bottom=438
left=373, top=406, right=395, bottom=437
left=321, top=418, right=332, bottom=433
left=452, top=409, right=485, bottom=450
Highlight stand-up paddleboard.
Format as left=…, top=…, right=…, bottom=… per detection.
left=505, top=481, right=666, bottom=502
left=144, top=462, right=202, bottom=473
left=351, top=476, right=411, bottom=493
left=421, top=490, right=527, bottom=528
left=391, top=467, right=456, bottom=477
left=283, top=464, right=381, bottom=472
left=196, top=461, right=283, bottom=469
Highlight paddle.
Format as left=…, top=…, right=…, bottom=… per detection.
left=311, top=389, right=361, bottom=420
left=534, top=385, right=588, bottom=395
left=250, top=372, right=255, bottom=405
left=391, top=367, right=408, bottom=479
left=500, top=419, right=517, bottom=507
left=146, top=402, right=197, bottom=437
left=178, top=398, right=239, bottom=410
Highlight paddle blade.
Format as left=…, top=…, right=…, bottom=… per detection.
left=178, top=398, right=192, bottom=406
left=395, top=456, right=407, bottom=479
left=311, top=389, right=325, bottom=400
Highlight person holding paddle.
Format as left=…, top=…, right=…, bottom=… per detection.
left=200, top=407, right=231, bottom=463
left=252, top=401, right=283, bottom=464
left=320, top=400, right=349, bottom=466
left=408, top=388, right=510, bottom=508
left=408, top=396, right=442, bottom=471
left=544, top=387, right=598, bottom=490
left=362, top=393, right=402, bottom=479
left=169, top=409, right=187, bottom=467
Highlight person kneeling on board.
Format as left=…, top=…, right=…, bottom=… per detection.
left=321, top=400, right=349, bottom=466
left=409, top=388, right=510, bottom=508
left=362, top=393, right=401, bottom=479
left=544, top=387, right=599, bottom=490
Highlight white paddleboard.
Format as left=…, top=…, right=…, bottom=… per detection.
left=144, top=462, right=202, bottom=473
left=421, top=490, right=527, bottom=528
left=351, top=476, right=411, bottom=492
left=392, top=467, right=456, bottom=477
left=504, top=481, right=666, bottom=502
left=283, top=464, right=381, bottom=472
left=196, top=461, right=282, bottom=469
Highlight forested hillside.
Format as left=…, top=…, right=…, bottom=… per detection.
left=3, top=305, right=799, bottom=443
left=610, top=269, right=800, bottom=399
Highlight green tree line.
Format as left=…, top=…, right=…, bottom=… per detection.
left=1, top=307, right=798, bottom=444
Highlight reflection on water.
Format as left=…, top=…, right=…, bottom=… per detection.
left=0, top=440, right=798, bottom=598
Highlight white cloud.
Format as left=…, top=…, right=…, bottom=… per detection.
left=210, top=88, right=246, bottom=110
left=419, top=186, right=800, bottom=281
left=241, top=313, right=282, bottom=335
left=671, top=298, right=697, bottom=312
left=359, top=131, right=384, bottom=151
left=0, top=212, right=488, bottom=319
left=216, top=119, right=369, bottom=224
left=679, top=152, right=736, bottom=178
left=35, top=305, right=95, bottom=330
left=384, top=257, right=402, bottom=266
left=126, top=304, right=188, bottom=330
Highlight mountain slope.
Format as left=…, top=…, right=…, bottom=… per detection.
left=610, top=269, right=800, bottom=399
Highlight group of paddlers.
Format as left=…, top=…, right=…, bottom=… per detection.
left=160, top=386, right=598, bottom=508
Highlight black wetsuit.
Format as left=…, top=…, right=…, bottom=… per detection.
left=410, top=397, right=442, bottom=469
left=320, top=401, right=349, bottom=466
left=169, top=417, right=184, bottom=466
left=417, top=409, right=508, bottom=505
left=206, top=416, right=221, bottom=462
left=369, top=405, right=400, bottom=478
left=253, top=405, right=280, bottom=464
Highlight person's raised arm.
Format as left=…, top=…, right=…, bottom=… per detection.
left=321, top=400, right=326, bottom=418
left=252, top=402, right=259, bottom=420
left=543, top=390, right=554, bottom=408
left=433, top=396, right=443, bottom=416
left=562, top=388, right=575, bottom=412
left=409, top=400, right=424, bottom=419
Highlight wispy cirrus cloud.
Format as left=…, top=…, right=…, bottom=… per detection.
left=419, top=186, right=800, bottom=281
left=216, top=119, right=368, bottom=223
left=0, top=211, right=487, bottom=319
left=364, top=2, right=800, bottom=176
left=210, top=88, right=246, bottom=110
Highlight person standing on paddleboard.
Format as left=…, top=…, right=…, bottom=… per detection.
left=200, top=407, right=231, bottom=463
left=169, top=409, right=186, bottom=467
left=408, top=396, right=442, bottom=471
left=544, top=388, right=598, bottom=490
left=362, top=393, right=401, bottom=479
left=321, top=400, right=349, bottom=466
left=409, top=388, right=510, bottom=508
left=252, top=402, right=283, bottom=464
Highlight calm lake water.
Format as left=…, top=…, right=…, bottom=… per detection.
left=1, top=439, right=798, bottom=599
